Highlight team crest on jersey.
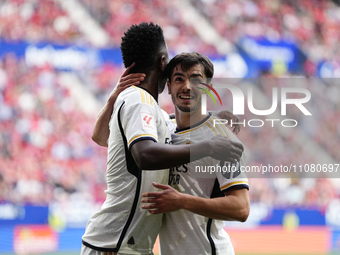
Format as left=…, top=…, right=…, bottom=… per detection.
left=140, top=112, right=155, bottom=130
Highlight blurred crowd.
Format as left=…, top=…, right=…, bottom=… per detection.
left=0, top=0, right=339, bottom=210
left=0, top=54, right=108, bottom=206
left=191, top=0, right=340, bottom=65
left=79, top=0, right=218, bottom=55
left=0, top=0, right=84, bottom=45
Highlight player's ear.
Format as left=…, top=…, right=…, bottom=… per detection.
left=167, top=81, right=171, bottom=94
left=158, top=54, right=167, bottom=73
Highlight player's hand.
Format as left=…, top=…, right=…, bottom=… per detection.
left=141, top=182, right=183, bottom=214
left=214, top=109, right=241, bottom=134
left=208, top=136, right=243, bottom=162
left=108, top=62, right=146, bottom=102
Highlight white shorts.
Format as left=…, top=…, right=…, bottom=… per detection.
left=80, top=245, right=154, bottom=255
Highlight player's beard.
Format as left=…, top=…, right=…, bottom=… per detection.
left=171, top=94, right=202, bottom=113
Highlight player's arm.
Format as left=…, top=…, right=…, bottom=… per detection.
left=131, top=136, right=243, bottom=170
left=92, top=63, right=146, bottom=147
left=168, top=109, right=241, bottom=134
left=141, top=183, right=250, bottom=222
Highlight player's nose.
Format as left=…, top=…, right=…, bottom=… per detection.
left=182, top=79, right=191, bottom=91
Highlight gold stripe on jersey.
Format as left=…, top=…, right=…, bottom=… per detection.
left=205, top=121, right=219, bottom=136
left=146, top=92, right=150, bottom=105
left=176, top=115, right=213, bottom=135
left=219, top=118, right=232, bottom=138
left=220, top=181, right=249, bottom=191
left=146, top=93, right=155, bottom=106
left=209, top=118, right=225, bottom=136
left=128, top=134, right=158, bottom=147
left=132, top=86, right=155, bottom=106
left=206, top=119, right=227, bottom=138
left=132, top=86, right=146, bottom=104
left=210, top=117, right=230, bottom=138
left=140, top=88, right=146, bottom=103
left=150, top=95, right=154, bottom=106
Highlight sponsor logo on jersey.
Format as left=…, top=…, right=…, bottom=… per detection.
left=140, top=112, right=155, bottom=130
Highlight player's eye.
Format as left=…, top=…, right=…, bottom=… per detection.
left=191, top=79, right=202, bottom=86
left=175, top=77, right=183, bottom=82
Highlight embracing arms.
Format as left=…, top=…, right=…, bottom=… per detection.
left=141, top=182, right=250, bottom=222
left=131, top=136, right=243, bottom=170
left=92, top=63, right=146, bottom=147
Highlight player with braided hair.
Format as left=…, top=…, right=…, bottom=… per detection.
left=82, top=23, right=244, bottom=255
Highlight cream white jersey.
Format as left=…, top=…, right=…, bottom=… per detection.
left=82, top=86, right=171, bottom=254
left=160, top=113, right=249, bottom=255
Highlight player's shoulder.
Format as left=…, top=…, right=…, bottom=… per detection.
left=118, top=86, right=141, bottom=102
left=121, top=86, right=156, bottom=107
left=201, top=115, right=231, bottom=137
left=167, top=118, right=177, bottom=134
left=206, top=115, right=245, bottom=145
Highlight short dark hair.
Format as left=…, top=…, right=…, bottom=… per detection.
left=121, top=22, right=166, bottom=73
left=166, top=52, right=214, bottom=83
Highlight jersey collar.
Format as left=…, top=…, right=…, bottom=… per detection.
left=175, top=112, right=212, bottom=133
